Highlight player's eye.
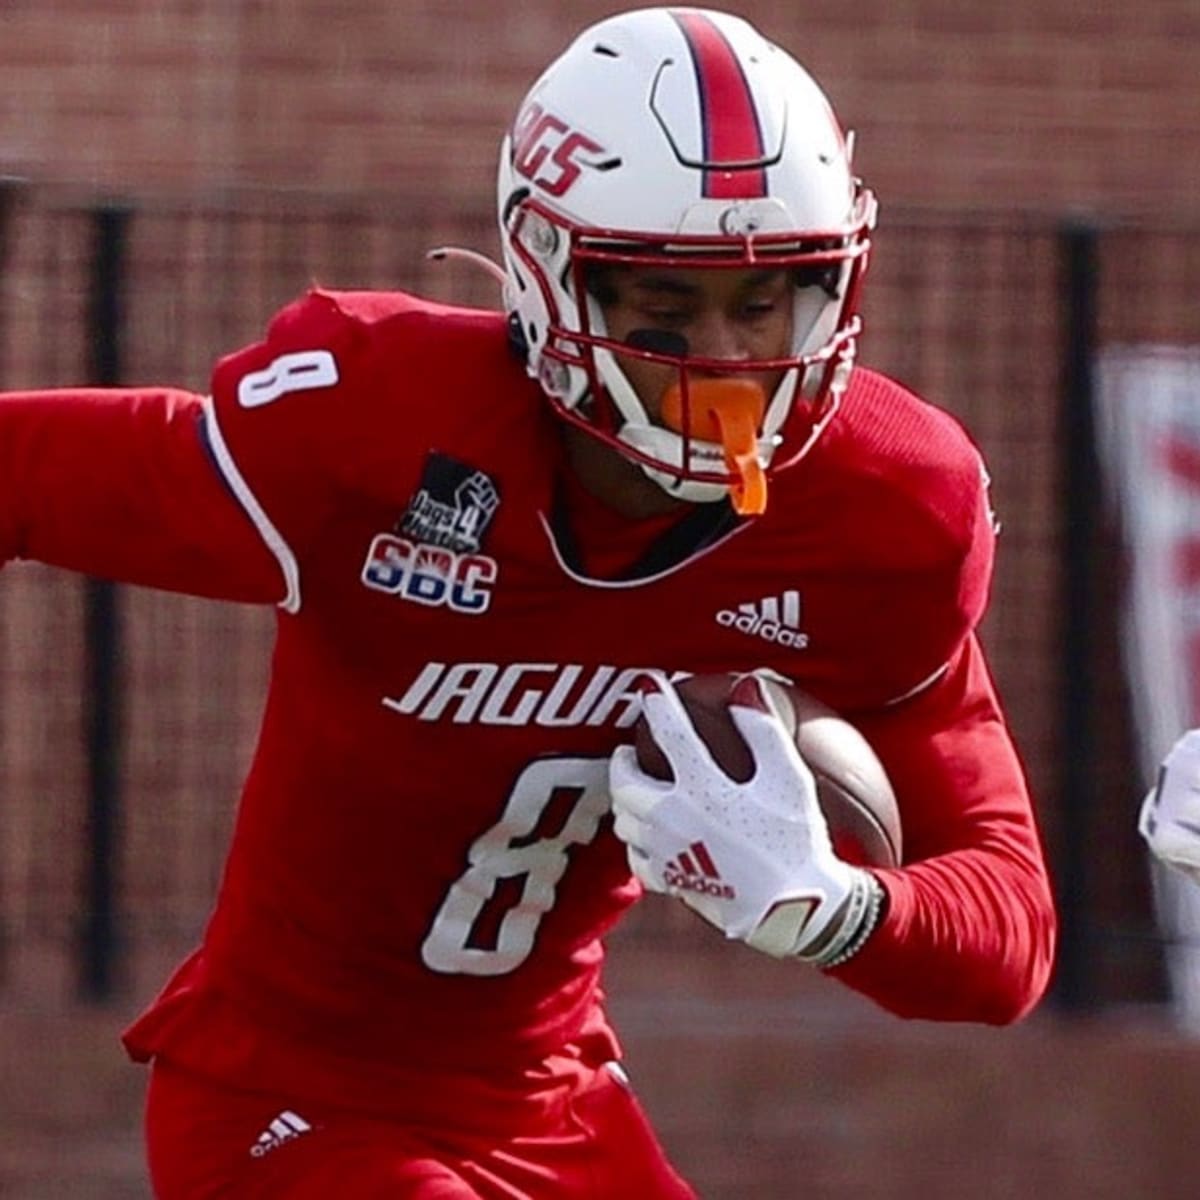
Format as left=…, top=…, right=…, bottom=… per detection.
left=639, top=304, right=693, bottom=326
left=742, top=298, right=779, bottom=317
left=736, top=292, right=787, bottom=323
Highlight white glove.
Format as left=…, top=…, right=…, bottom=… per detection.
left=609, top=673, right=884, bottom=965
left=1140, top=729, right=1200, bottom=885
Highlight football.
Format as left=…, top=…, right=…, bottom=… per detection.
left=633, top=673, right=902, bottom=868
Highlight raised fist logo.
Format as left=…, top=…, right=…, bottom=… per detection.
left=453, top=472, right=500, bottom=544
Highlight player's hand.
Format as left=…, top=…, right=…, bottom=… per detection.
left=1140, top=729, right=1200, bottom=885
left=609, top=674, right=883, bottom=965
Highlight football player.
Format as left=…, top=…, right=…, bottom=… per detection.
left=1140, top=730, right=1200, bottom=885
left=0, top=8, right=1057, bottom=1198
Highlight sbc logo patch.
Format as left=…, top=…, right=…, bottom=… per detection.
left=361, top=535, right=497, bottom=614
left=364, top=453, right=501, bottom=614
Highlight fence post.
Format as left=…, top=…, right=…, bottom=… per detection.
left=1054, top=221, right=1101, bottom=1012
left=0, top=177, right=24, bottom=262
left=0, top=178, right=28, bottom=377
left=80, top=204, right=132, bottom=1003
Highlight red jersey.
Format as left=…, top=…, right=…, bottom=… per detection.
left=0, top=288, right=1055, bottom=1115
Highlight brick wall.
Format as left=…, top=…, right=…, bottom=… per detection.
left=2, top=0, right=1199, bottom=218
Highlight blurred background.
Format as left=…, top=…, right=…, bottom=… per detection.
left=3, top=1, right=1200, bottom=1196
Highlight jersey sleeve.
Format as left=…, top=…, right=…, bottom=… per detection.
left=830, top=633, right=1057, bottom=1024
left=203, top=290, right=362, bottom=612
left=0, top=287, right=414, bottom=603
left=807, top=376, right=1001, bottom=712
left=204, top=288, right=451, bottom=612
left=884, top=450, right=995, bottom=704
left=0, top=385, right=284, bottom=601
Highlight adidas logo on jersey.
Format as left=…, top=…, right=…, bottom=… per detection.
left=249, top=1110, right=312, bottom=1158
left=715, top=590, right=809, bottom=649
left=663, top=840, right=735, bottom=900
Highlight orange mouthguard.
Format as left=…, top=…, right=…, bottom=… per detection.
left=660, top=379, right=768, bottom=515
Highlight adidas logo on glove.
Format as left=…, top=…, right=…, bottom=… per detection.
left=663, top=840, right=735, bottom=899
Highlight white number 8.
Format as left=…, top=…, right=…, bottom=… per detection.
left=421, top=757, right=611, bottom=976
left=237, top=349, right=339, bottom=408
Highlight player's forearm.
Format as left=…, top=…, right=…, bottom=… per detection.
left=0, top=387, right=284, bottom=600
left=832, top=842, right=1056, bottom=1024
left=839, top=637, right=1057, bottom=1023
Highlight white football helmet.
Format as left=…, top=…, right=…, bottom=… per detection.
left=497, top=7, right=876, bottom=511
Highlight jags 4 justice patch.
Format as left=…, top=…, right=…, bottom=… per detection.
left=361, top=454, right=500, bottom=614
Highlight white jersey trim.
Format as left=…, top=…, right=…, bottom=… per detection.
left=885, top=661, right=950, bottom=706
left=201, top=396, right=302, bottom=614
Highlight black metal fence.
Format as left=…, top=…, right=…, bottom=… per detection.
left=0, top=179, right=1192, bottom=1011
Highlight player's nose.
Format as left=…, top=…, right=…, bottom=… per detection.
left=690, top=312, right=751, bottom=366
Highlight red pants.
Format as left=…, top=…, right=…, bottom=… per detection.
left=145, top=1058, right=697, bottom=1199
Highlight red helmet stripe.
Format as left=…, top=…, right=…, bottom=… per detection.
left=671, top=10, right=768, bottom=199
